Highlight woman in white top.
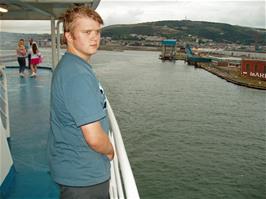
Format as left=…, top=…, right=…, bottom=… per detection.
left=16, top=39, right=27, bottom=77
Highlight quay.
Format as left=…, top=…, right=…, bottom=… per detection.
left=159, top=39, right=177, bottom=60
left=175, top=43, right=266, bottom=90
left=197, top=63, right=266, bottom=90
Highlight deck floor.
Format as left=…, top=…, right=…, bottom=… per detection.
left=5, top=68, right=59, bottom=199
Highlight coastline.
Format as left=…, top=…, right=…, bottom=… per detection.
left=99, top=45, right=266, bottom=90
left=99, top=45, right=160, bottom=52
left=198, top=63, right=266, bottom=90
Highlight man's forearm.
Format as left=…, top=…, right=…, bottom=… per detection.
left=81, top=121, right=114, bottom=160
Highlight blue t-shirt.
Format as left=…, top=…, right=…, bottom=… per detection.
left=48, top=52, right=110, bottom=186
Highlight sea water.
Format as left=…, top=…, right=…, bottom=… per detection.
left=92, top=50, right=266, bottom=199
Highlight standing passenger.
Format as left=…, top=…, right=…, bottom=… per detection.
left=27, top=38, right=33, bottom=69
left=16, top=39, right=26, bottom=77
left=30, top=42, right=42, bottom=77
left=48, top=6, right=114, bottom=199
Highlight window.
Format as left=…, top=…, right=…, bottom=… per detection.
left=246, top=64, right=250, bottom=73
left=255, top=64, right=258, bottom=72
left=264, top=65, right=266, bottom=74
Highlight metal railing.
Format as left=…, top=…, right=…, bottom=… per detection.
left=0, top=63, right=14, bottom=199
left=107, top=99, right=140, bottom=199
left=0, top=55, right=16, bottom=64
left=0, top=65, right=10, bottom=138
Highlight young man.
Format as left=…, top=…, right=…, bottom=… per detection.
left=48, top=6, right=114, bottom=199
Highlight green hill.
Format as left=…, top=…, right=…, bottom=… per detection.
left=102, top=20, right=266, bottom=45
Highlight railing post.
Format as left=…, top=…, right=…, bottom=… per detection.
left=56, top=20, right=63, bottom=64
left=0, top=66, right=10, bottom=138
left=50, top=16, right=57, bottom=70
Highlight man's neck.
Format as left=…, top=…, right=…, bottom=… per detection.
left=67, top=46, right=91, bottom=63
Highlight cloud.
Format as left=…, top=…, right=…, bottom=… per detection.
left=97, top=0, right=266, bottom=28
left=98, top=2, right=145, bottom=26
left=0, top=0, right=265, bottom=33
left=97, top=1, right=193, bottom=26
left=1, top=20, right=51, bottom=33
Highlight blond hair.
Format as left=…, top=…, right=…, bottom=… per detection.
left=18, top=39, right=25, bottom=47
left=60, top=6, right=103, bottom=44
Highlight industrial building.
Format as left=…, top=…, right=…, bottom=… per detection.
left=241, top=59, right=266, bottom=80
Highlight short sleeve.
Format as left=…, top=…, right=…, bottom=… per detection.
left=64, top=74, right=105, bottom=127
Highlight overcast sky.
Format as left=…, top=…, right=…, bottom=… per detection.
left=0, top=0, right=265, bottom=33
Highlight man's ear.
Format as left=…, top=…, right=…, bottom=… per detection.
left=65, top=32, right=73, bottom=43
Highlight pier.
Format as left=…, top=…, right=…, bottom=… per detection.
left=198, top=62, right=266, bottom=90
left=160, top=39, right=177, bottom=60
left=185, top=44, right=212, bottom=66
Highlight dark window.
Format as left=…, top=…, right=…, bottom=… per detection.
left=264, top=65, right=266, bottom=73
left=255, top=64, right=258, bottom=72
left=246, top=64, right=250, bottom=73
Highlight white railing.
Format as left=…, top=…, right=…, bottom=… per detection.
left=107, top=99, right=140, bottom=199
left=0, top=65, right=14, bottom=195
left=0, top=66, right=10, bottom=138
left=0, top=55, right=17, bottom=64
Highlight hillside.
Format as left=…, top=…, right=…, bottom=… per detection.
left=102, top=20, right=266, bottom=45
left=1, top=20, right=265, bottom=50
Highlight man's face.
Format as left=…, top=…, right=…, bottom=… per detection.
left=66, top=16, right=101, bottom=60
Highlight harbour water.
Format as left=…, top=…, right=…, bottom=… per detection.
left=4, top=49, right=266, bottom=199
left=92, top=50, right=266, bottom=199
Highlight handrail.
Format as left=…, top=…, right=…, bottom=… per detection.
left=0, top=65, right=14, bottom=198
left=107, top=99, right=140, bottom=199
left=0, top=65, right=10, bottom=138
left=0, top=55, right=17, bottom=64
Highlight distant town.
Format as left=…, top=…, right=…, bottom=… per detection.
left=1, top=19, right=266, bottom=90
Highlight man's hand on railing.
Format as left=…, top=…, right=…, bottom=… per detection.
left=107, top=145, right=115, bottom=161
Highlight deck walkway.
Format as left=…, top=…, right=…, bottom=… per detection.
left=5, top=68, right=59, bottom=199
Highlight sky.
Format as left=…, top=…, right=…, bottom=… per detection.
left=0, top=0, right=265, bottom=33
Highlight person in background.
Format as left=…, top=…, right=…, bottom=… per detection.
left=16, top=39, right=27, bottom=77
left=48, top=5, right=114, bottom=199
left=30, top=42, right=42, bottom=77
left=27, top=38, right=33, bottom=70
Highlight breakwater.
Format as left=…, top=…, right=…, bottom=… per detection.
left=198, top=63, right=266, bottom=90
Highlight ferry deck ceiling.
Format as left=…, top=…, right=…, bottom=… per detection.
left=0, top=0, right=101, bottom=20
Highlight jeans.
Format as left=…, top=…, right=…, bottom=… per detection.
left=17, top=57, right=26, bottom=73
left=59, top=180, right=110, bottom=199
left=28, top=54, right=31, bottom=68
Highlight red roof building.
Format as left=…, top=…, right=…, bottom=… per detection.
left=241, top=59, right=266, bottom=80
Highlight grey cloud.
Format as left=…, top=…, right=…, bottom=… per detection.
left=1, top=1, right=265, bottom=33
left=98, top=1, right=265, bottom=28
left=1, top=20, right=50, bottom=33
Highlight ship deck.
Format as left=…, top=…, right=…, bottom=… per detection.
left=5, top=68, right=59, bottom=199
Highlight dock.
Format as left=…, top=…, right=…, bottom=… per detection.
left=198, top=63, right=266, bottom=90
left=160, top=39, right=177, bottom=60
left=185, top=44, right=212, bottom=65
